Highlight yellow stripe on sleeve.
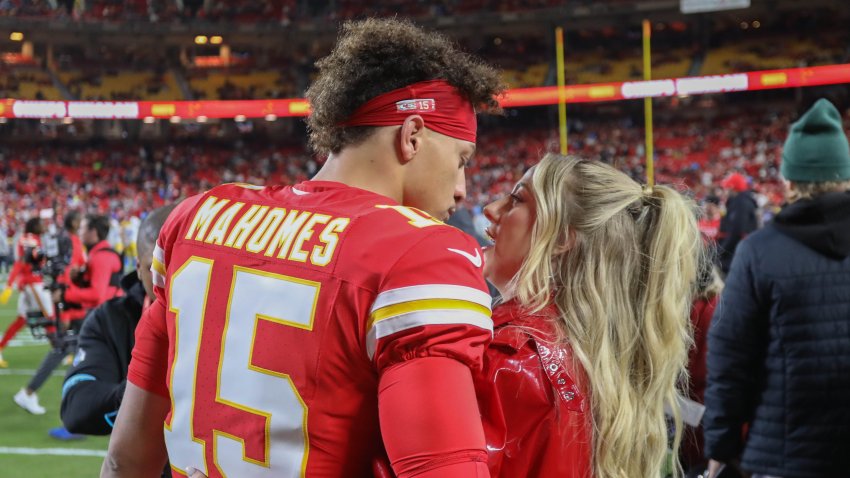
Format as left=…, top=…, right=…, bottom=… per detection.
left=369, top=298, right=491, bottom=329
left=152, top=257, right=167, bottom=276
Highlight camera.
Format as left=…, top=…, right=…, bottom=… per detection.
left=24, top=231, right=78, bottom=353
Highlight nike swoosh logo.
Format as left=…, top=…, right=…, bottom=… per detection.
left=447, top=248, right=482, bottom=268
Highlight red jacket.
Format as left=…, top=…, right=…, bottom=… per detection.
left=7, top=233, right=44, bottom=288
left=60, top=234, right=89, bottom=321
left=689, top=295, right=717, bottom=404
left=64, top=240, right=122, bottom=309
left=680, top=295, right=718, bottom=469
left=476, top=300, right=593, bottom=478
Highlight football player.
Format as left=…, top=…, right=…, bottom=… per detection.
left=103, top=18, right=503, bottom=478
left=1, top=218, right=50, bottom=373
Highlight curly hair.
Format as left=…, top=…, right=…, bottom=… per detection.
left=306, top=18, right=504, bottom=155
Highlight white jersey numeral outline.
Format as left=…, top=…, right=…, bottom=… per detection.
left=165, top=256, right=316, bottom=477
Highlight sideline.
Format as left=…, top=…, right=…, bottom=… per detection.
left=0, top=446, right=106, bottom=457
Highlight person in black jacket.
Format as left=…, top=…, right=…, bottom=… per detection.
left=716, top=172, right=759, bottom=275
left=60, top=203, right=177, bottom=435
left=704, top=98, right=850, bottom=478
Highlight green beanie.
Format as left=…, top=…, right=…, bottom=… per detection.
left=781, top=98, right=850, bottom=182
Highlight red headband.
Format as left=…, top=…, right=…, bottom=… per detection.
left=339, top=79, right=477, bottom=143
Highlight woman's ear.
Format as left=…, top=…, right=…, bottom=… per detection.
left=397, top=115, right=426, bottom=164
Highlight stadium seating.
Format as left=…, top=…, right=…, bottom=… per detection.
left=60, top=69, right=181, bottom=101
left=188, top=69, right=296, bottom=100
left=701, top=35, right=847, bottom=75
left=0, top=66, right=63, bottom=100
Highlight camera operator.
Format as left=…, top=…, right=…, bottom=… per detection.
left=61, top=214, right=123, bottom=309
left=14, top=214, right=121, bottom=416
left=1, top=218, right=52, bottom=374
left=61, top=204, right=175, bottom=437
left=9, top=218, right=59, bottom=414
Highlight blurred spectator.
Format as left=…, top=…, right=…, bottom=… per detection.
left=680, top=256, right=723, bottom=477
left=704, top=99, right=850, bottom=478
left=62, top=214, right=123, bottom=311
left=57, top=211, right=88, bottom=327
left=2, top=217, right=51, bottom=377
left=0, top=219, right=10, bottom=274
left=716, top=173, right=758, bottom=275
left=698, top=195, right=721, bottom=241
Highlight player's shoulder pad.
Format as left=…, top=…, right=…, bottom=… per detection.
left=365, top=206, right=482, bottom=266
left=364, top=204, right=482, bottom=247
left=363, top=204, right=456, bottom=234
left=348, top=204, right=482, bottom=264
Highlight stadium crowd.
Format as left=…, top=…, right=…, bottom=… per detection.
left=2, top=103, right=825, bottom=243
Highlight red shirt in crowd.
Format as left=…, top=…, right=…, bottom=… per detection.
left=60, top=233, right=89, bottom=321
left=698, top=217, right=721, bottom=241
left=64, top=239, right=123, bottom=309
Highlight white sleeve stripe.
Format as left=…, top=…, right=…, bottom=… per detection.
left=366, top=309, right=493, bottom=360
left=152, top=270, right=166, bottom=288
left=371, top=284, right=492, bottom=312
left=153, top=243, right=165, bottom=263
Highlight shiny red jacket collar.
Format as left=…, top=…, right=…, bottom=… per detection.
left=479, top=299, right=594, bottom=477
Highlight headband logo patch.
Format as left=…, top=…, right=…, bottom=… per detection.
left=395, top=99, right=435, bottom=113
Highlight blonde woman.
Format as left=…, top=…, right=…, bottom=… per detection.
left=478, top=154, right=702, bottom=477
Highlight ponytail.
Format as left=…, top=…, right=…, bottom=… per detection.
left=512, top=154, right=702, bottom=477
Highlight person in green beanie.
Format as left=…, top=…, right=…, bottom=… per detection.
left=703, top=98, right=850, bottom=478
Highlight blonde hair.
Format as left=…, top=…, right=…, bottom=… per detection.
left=787, top=179, right=850, bottom=203
left=509, top=154, right=702, bottom=478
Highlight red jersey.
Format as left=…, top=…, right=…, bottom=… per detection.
left=476, top=300, right=593, bottom=478
left=8, top=233, right=44, bottom=288
left=128, top=181, right=493, bottom=477
left=698, top=218, right=720, bottom=242
left=60, top=234, right=89, bottom=322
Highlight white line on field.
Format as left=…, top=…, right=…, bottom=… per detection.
left=6, top=340, right=51, bottom=347
left=0, top=369, right=64, bottom=377
left=0, top=447, right=106, bottom=457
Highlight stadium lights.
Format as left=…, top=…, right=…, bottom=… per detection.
left=265, top=114, right=277, bottom=122
left=195, top=35, right=208, bottom=45
left=143, top=116, right=155, bottom=124
left=169, top=116, right=181, bottom=123
left=9, top=32, right=23, bottom=41
left=197, top=115, right=208, bottom=123
left=210, top=36, right=223, bottom=45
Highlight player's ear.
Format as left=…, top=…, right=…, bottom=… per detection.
left=397, top=115, right=425, bottom=164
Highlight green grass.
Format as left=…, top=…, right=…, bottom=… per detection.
left=0, top=290, right=110, bottom=477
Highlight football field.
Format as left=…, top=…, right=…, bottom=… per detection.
left=0, top=290, right=109, bottom=477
